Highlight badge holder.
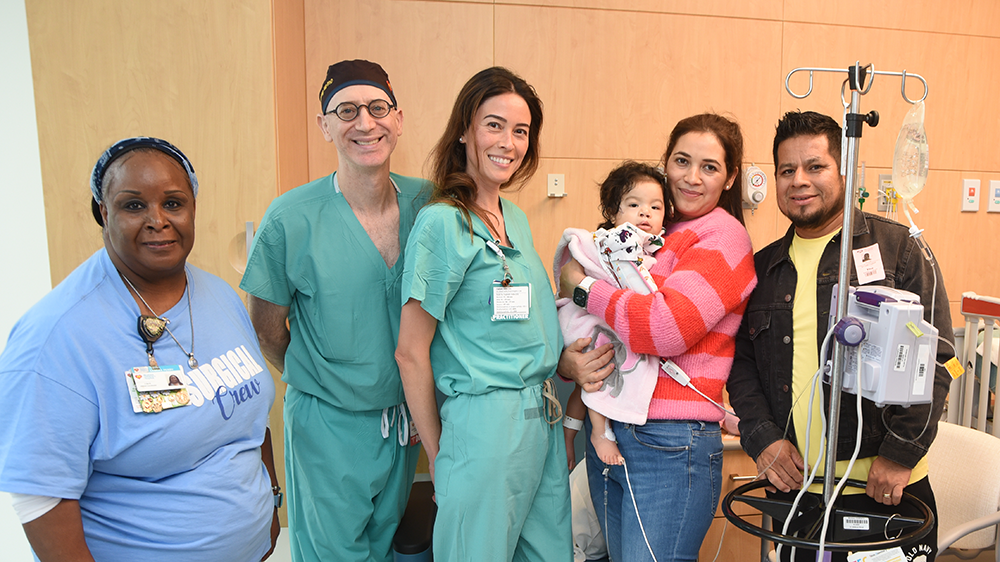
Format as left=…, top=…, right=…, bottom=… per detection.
left=127, top=315, right=191, bottom=413
left=126, top=365, right=192, bottom=414
left=485, top=239, right=531, bottom=322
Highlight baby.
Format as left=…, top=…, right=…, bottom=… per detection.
left=554, top=161, right=673, bottom=466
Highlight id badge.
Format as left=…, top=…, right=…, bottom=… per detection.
left=852, top=243, right=886, bottom=285
left=126, top=365, right=191, bottom=414
left=492, top=282, right=531, bottom=321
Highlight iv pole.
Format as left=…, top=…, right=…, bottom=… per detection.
left=785, top=61, right=929, bottom=505
left=720, top=61, right=935, bottom=555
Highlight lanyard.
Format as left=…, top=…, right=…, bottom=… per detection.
left=484, top=239, right=513, bottom=287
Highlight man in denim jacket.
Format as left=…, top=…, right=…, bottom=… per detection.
left=728, top=111, right=953, bottom=561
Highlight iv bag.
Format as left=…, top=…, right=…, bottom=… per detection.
left=891, top=101, right=929, bottom=202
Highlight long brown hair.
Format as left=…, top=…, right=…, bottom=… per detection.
left=428, top=67, right=543, bottom=237
left=662, top=113, right=746, bottom=226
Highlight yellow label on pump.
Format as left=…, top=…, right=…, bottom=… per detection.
left=905, top=321, right=924, bottom=338
left=944, top=357, right=965, bottom=379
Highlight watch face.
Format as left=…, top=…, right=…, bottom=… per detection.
left=573, top=286, right=588, bottom=308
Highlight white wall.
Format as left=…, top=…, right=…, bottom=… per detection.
left=1, top=0, right=52, bottom=558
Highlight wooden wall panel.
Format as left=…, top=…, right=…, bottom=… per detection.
left=494, top=0, right=781, bottom=20
left=303, top=0, right=494, bottom=182
left=777, top=21, right=1000, bottom=314
left=780, top=22, right=1000, bottom=173
left=784, top=0, right=1000, bottom=37
left=508, top=158, right=629, bottom=281
left=292, top=1, right=1000, bottom=320
left=495, top=5, right=784, bottom=163
left=26, top=0, right=277, bottom=291
left=273, top=0, right=311, bottom=196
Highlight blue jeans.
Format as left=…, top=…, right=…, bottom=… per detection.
left=586, top=417, right=723, bottom=562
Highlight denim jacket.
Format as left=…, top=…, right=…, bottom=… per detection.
left=728, top=211, right=954, bottom=469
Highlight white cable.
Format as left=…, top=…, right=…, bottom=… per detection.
left=818, top=345, right=866, bottom=558
left=602, top=467, right=611, bottom=560
left=622, top=458, right=659, bottom=562
left=660, top=359, right=736, bottom=416
left=779, top=359, right=828, bottom=562
left=776, top=327, right=834, bottom=561
left=709, top=518, right=729, bottom=562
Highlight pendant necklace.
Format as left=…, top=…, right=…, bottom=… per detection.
left=120, top=271, right=199, bottom=369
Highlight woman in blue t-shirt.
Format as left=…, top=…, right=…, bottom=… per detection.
left=0, top=138, right=280, bottom=561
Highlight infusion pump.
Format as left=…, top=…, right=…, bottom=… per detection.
left=828, top=285, right=938, bottom=407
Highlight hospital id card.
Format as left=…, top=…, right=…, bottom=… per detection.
left=132, top=364, right=184, bottom=392
left=492, top=282, right=531, bottom=321
left=126, top=365, right=191, bottom=414
left=852, top=243, right=886, bottom=285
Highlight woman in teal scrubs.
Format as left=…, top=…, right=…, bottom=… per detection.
left=395, top=67, right=571, bottom=562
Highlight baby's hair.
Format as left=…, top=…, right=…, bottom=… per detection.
left=597, top=160, right=672, bottom=230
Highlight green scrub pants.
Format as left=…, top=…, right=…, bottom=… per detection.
left=284, top=386, right=419, bottom=562
left=433, top=382, right=572, bottom=561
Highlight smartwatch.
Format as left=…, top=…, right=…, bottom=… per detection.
left=572, top=277, right=597, bottom=308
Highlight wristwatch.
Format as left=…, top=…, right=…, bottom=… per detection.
left=572, top=276, right=597, bottom=308
left=272, top=485, right=284, bottom=509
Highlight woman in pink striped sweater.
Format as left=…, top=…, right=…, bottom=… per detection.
left=559, top=114, right=758, bottom=561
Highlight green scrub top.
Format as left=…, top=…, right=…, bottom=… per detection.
left=241, top=172, right=430, bottom=411
left=402, top=199, right=562, bottom=396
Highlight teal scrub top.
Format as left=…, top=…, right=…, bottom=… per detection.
left=241, top=172, right=430, bottom=411
left=401, top=199, right=562, bottom=396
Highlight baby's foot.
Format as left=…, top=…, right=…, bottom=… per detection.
left=592, top=430, right=624, bottom=465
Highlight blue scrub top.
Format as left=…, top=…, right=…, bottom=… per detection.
left=402, top=199, right=562, bottom=396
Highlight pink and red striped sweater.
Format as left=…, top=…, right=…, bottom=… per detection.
left=585, top=207, right=757, bottom=422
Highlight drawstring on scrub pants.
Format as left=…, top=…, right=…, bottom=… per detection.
left=381, top=403, right=409, bottom=446
left=542, top=378, right=563, bottom=425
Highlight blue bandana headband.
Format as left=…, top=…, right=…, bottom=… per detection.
left=90, top=137, right=199, bottom=203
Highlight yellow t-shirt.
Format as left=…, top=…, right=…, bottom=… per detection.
left=788, top=230, right=927, bottom=493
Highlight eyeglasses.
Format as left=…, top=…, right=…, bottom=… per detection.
left=326, top=100, right=395, bottom=122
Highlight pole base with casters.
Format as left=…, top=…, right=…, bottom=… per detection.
left=721, top=477, right=934, bottom=553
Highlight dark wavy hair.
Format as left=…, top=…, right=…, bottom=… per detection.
left=661, top=113, right=746, bottom=226
left=597, top=161, right=672, bottom=231
left=773, top=110, right=842, bottom=173
left=428, top=67, right=543, bottom=238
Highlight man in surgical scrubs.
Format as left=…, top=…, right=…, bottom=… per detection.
left=241, top=59, right=426, bottom=562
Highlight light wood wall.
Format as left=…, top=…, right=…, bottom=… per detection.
left=24, top=0, right=1000, bottom=530
left=284, top=0, right=1000, bottom=325
left=27, top=0, right=278, bottom=290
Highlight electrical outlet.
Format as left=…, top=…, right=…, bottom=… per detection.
left=989, top=180, right=1000, bottom=213
left=962, top=179, right=980, bottom=212
left=547, top=174, right=566, bottom=198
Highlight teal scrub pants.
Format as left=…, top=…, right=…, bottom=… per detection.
left=433, top=382, right=572, bottom=562
left=284, top=386, right=420, bottom=562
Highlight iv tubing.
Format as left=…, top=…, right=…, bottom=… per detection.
left=775, top=327, right=834, bottom=561
left=818, top=346, right=866, bottom=558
